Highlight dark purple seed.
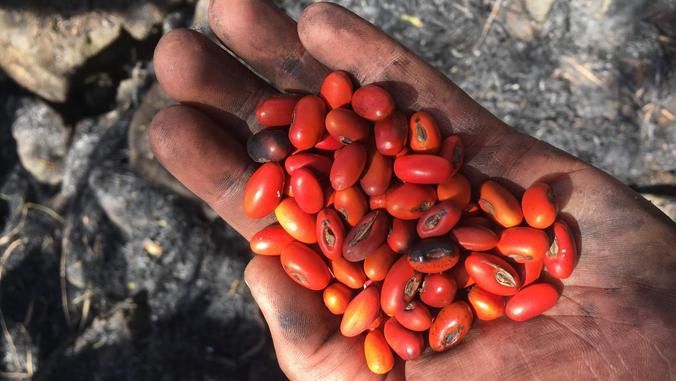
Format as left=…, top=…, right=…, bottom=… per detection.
left=247, top=128, right=292, bottom=163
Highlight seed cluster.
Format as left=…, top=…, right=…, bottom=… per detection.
left=244, top=71, right=579, bottom=375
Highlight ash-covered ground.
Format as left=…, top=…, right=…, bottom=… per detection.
left=0, top=0, right=674, bottom=380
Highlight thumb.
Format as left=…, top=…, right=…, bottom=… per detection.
left=244, top=255, right=339, bottom=366
left=244, top=255, right=405, bottom=380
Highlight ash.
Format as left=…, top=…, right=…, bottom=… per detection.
left=0, top=0, right=674, bottom=380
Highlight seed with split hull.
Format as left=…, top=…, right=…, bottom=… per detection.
left=386, top=183, right=438, bottom=220
left=496, top=227, right=550, bottom=263
left=409, top=111, right=441, bottom=154
left=247, top=128, right=292, bottom=163
left=394, top=300, right=433, bottom=331
left=544, top=219, right=578, bottom=279
left=343, top=210, right=389, bottom=262
left=408, top=238, right=460, bottom=273
left=465, top=252, right=522, bottom=296
left=416, top=200, right=462, bottom=238
left=333, top=186, right=368, bottom=227
left=315, top=208, right=345, bottom=260
left=280, top=242, right=332, bottom=291
left=429, top=301, right=473, bottom=352
left=381, top=256, right=423, bottom=316
left=478, top=180, right=523, bottom=228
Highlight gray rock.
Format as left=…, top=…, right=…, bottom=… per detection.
left=10, top=98, right=70, bottom=185
left=61, top=109, right=130, bottom=200
left=525, top=0, right=556, bottom=23
left=88, top=164, right=251, bottom=320
left=0, top=1, right=182, bottom=102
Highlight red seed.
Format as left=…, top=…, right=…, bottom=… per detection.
left=381, top=256, right=422, bottom=316
left=280, top=242, right=332, bottom=290
left=360, top=148, right=393, bottom=196
left=394, top=154, right=452, bottom=184
left=496, top=227, right=550, bottom=263
left=420, top=273, right=457, bottom=308
left=506, top=283, right=560, bottom=322
left=416, top=200, right=463, bottom=238
left=383, top=318, right=425, bottom=361
left=255, top=95, right=301, bottom=127
left=250, top=224, right=294, bottom=256
left=288, top=95, right=327, bottom=150
left=385, top=183, right=437, bottom=220
left=428, top=301, right=473, bottom=352
left=465, top=252, right=522, bottom=296
left=352, top=85, right=395, bottom=121
left=374, top=111, right=408, bottom=156
left=325, top=108, right=370, bottom=144
left=316, top=208, right=345, bottom=260
left=330, top=143, right=367, bottom=191
left=522, top=182, right=558, bottom=229
left=394, top=300, right=433, bottom=331
left=243, top=162, right=285, bottom=219
left=340, top=286, right=381, bottom=337
left=290, top=168, right=324, bottom=214
left=544, top=219, right=578, bottom=279
left=409, top=112, right=441, bottom=154
left=320, top=70, right=353, bottom=109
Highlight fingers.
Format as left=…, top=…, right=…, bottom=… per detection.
left=209, top=0, right=328, bottom=93
left=297, top=3, right=508, bottom=143
left=148, top=104, right=271, bottom=239
left=153, top=28, right=275, bottom=140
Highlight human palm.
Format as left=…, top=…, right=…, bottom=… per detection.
left=149, top=1, right=676, bottom=380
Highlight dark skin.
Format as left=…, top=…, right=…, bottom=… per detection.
left=149, top=1, right=676, bottom=380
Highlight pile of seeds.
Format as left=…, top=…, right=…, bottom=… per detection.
left=243, top=71, right=578, bottom=375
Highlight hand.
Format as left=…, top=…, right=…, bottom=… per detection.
left=149, top=1, right=676, bottom=380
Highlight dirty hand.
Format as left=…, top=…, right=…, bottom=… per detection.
left=149, top=1, right=676, bottom=380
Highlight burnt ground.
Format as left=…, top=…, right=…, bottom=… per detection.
left=0, top=0, right=675, bottom=380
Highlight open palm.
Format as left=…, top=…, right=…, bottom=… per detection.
left=149, top=1, right=676, bottom=380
